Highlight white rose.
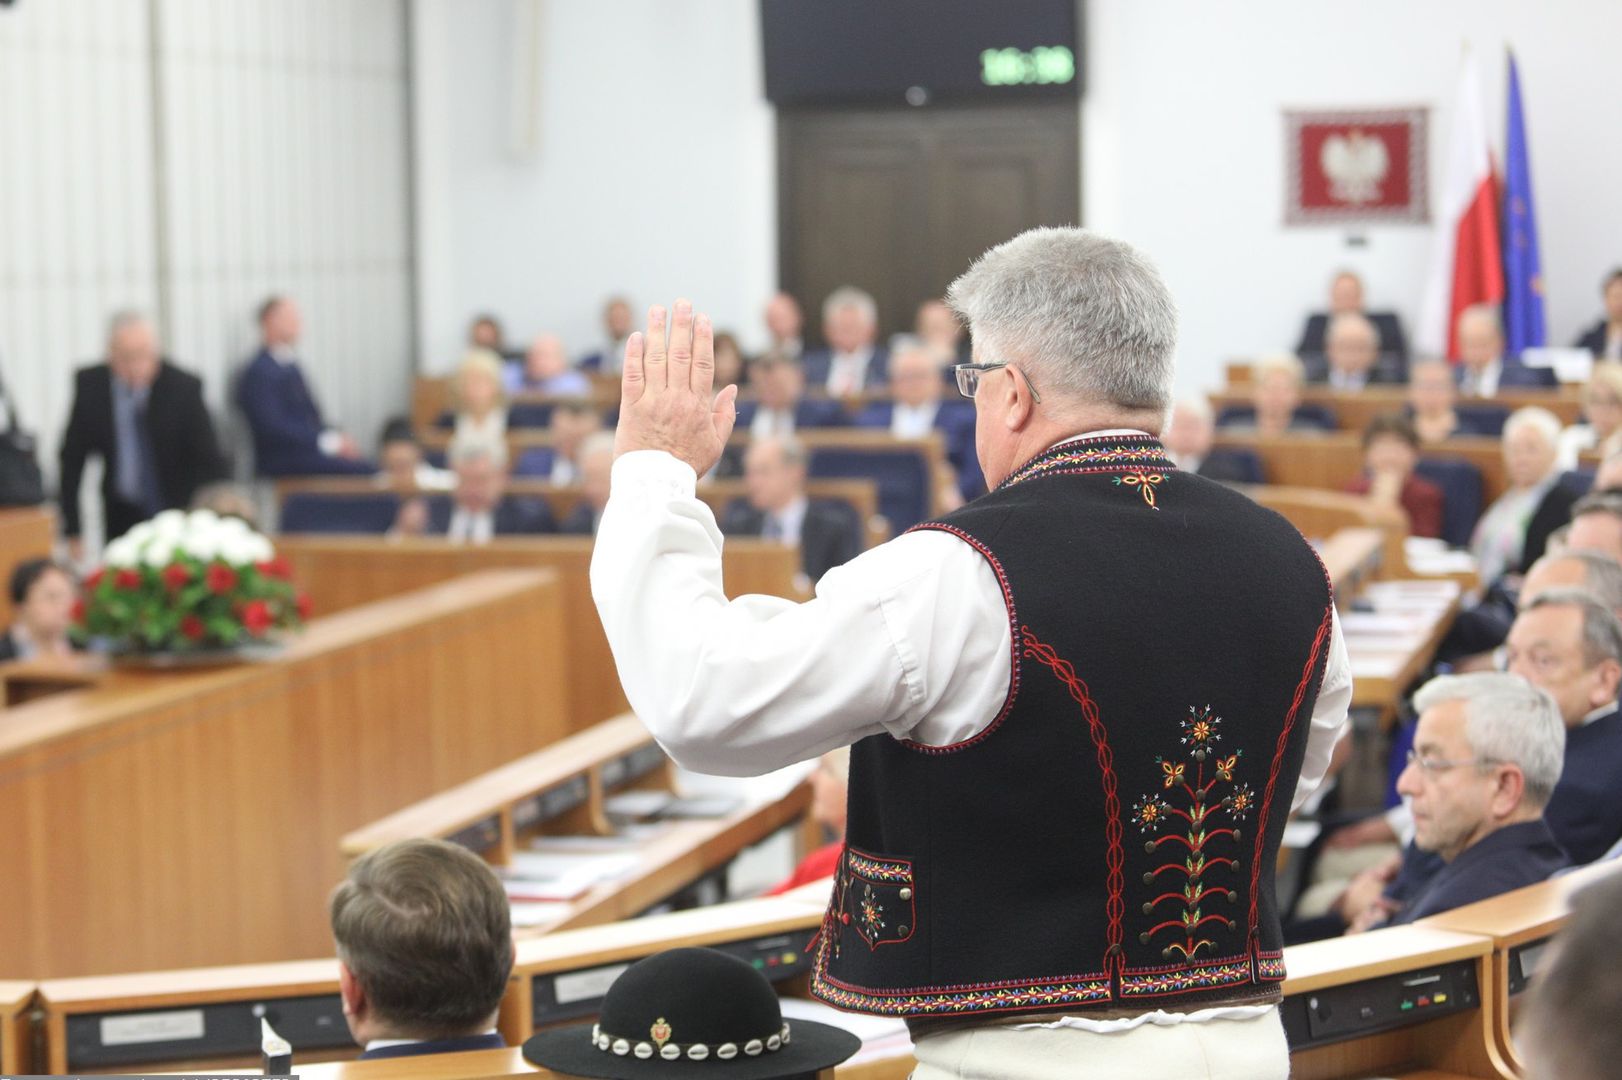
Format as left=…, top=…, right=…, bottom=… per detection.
left=143, top=537, right=176, bottom=567
left=218, top=534, right=262, bottom=567
left=245, top=535, right=274, bottom=563
left=103, top=536, right=139, bottom=568
left=181, top=528, right=221, bottom=562
left=124, top=522, right=155, bottom=549
left=151, top=510, right=187, bottom=537
left=185, top=509, right=221, bottom=537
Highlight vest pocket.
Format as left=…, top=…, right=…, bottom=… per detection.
left=840, top=848, right=916, bottom=952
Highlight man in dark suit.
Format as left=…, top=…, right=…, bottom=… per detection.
left=236, top=296, right=373, bottom=476
left=558, top=432, right=615, bottom=536
left=801, top=286, right=889, bottom=394
left=1455, top=304, right=1559, bottom=396
left=58, top=312, right=228, bottom=548
left=1297, top=270, right=1408, bottom=382
left=719, top=436, right=860, bottom=583
left=1345, top=673, right=1568, bottom=931
left=1574, top=268, right=1622, bottom=360
left=1304, top=312, right=1404, bottom=390
left=1162, top=398, right=1265, bottom=484
left=853, top=340, right=984, bottom=499
left=330, top=838, right=511, bottom=1061
left=426, top=446, right=553, bottom=542
left=733, top=353, right=847, bottom=437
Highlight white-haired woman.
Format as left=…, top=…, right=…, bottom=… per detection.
left=1472, top=407, right=1577, bottom=582
left=1557, top=361, right=1622, bottom=468
left=449, top=347, right=508, bottom=460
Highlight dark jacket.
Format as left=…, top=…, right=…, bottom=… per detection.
left=358, top=1033, right=506, bottom=1061
left=557, top=502, right=599, bottom=536
left=1575, top=320, right=1617, bottom=358
left=719, top=498, right=861, bottom=583
left=801, top=346, right=890, bottom=392
left=1545, top=708, right=1622, bottom=865
left=425, top=495, right=555, bottom=537
left=852, top=399, right=985, bottom=499
left=236, top=347, right=373, bottom=476
left=1388, top=820, right=1568, bottom=925
left=1194, top=448, right=1266, bottom=485
left=58, top=361, right=228, bottom=539
left=1520, top=477, right=1581, bottom=573
left=733, top=398, right=849, bottom=431
left=1297, top=311, right=1408, bottom=381
left=1454, top=360, right=1560, bottom=393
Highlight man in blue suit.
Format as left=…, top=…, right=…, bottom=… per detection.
left=801, top=286, right=888, bottom=394
left=236, top=296, right=374, bottom=476
left=733, top=353, right=847, bottom=438
left=853, top=339, right=984, bottom=500
left=1455, top=304, right=1559, bottom=397
left=330, top=838, right=510, bottom=1061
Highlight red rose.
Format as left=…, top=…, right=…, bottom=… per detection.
left=114, top=569, right=142, bottom=590
left=295, top=592, right=313, bottom=620
left=205, top=563, right=239, bottom=594
left=85, top=569, right=105, bottom=590
left=256, top=557, right=293, bottom=580
left=71, top=599, right=87, bottom=625
left=180, top=615, right=206, bottom=641
left=241, top=599, right=273, bottom=636
left=162, top=563, right=192, bottom=591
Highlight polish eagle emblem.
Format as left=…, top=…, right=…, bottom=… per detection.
left=1320, top=128, right=1389, bottom=204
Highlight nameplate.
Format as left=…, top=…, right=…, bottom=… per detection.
left=554, top=962, right=632, bottom=1005
left=99, top=1007, right=206, bottom=1045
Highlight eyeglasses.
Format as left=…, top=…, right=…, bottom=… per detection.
left=954, top=362, right=1042, bottom=404
left=1405, top=749, right=1501, bottom=776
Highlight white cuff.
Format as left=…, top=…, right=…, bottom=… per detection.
left=610, top=450, right=697, bottom=498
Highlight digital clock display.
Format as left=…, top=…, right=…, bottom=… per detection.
left=981, top=46, right=1076, bottom=87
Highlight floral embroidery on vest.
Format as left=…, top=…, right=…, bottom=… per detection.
left=1000, top=439, right=1175, bottom=508
left=1132, top=706, right=1248, bottom=965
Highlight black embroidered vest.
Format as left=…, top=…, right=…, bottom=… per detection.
left=809, top=436, right=1334, bottom=1021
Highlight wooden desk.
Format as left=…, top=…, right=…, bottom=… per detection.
left=1420, top=862, right=1622, bottom=1078
left=275, top=477, right=890, bottom=549
left=0, top=505, right=55, bottom=625
left=0, top=569, right=569, bottom=977
left=1344, top=579, right=1464, bottom=719
left=411, top=375, right=623, bottom=435
left=1316, top=527, right=1387, bottom=601
left=1282, top=925, right=1510, bottom=1079
left=276, top=537, right=801, bottom=730
left=0, top=980, right=34, bottom=1073
left=1215, top=432, right=1513, bottom=508
left=1213, top=376, right=1584, bottom=429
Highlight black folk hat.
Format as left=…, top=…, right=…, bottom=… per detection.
left=522, top=947, right=861, bottom=1079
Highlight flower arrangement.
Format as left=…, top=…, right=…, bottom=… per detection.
left=76, top=510, right=311, bottom=653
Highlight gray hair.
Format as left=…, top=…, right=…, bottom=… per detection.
left=1326, top=312, right=1378, bottom=347
left=1574, top=491, right=1622, bottom=524
left=1523, top=587, right=1622, bottom=668
left=1412, top=673, right=1566, bottom=807
left=1529, top=550, right=1622, bottom=613
left=947, top=227, right=1177, bottom=414
left=822, top=286, right=877, bottom=326
left=106, top=309, right=149, bottom=343
left=449, top=439, right=508, bottom=469
left=1503, top=405, right=1562, bottom=448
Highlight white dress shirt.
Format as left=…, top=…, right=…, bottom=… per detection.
left=891, top=401, right=939, bottom=440
left=591, top=435, right=1351, bottom=1033
left=762, top=496, right=808, bottom=547
left=750, top=407, right=795, bottom=440
left=1461, top=357, right=1503, bottom=398
left=826, top=347, right=875, bottom=396
left=447, top=508, right=494, bottom=545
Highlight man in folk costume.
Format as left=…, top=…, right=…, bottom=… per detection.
left=592, top=228, right=1351, bottom=1079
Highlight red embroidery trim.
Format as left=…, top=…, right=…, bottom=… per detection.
left=1247, top=603, right=1335, bottom=932
left=1022, top=630, right=1125, bottom=972
left=897, top=523, right=1021, bottom=754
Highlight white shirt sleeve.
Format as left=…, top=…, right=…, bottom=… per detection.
left=589, top=451, right=1011, bottom=776
left=1291, top=609, right=1353, bottom=813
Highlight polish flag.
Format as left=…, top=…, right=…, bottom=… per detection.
left=1417, top=50, right=1504, bottom=361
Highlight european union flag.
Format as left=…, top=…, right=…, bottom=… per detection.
left=1503, top=52, right=1545, bottom=355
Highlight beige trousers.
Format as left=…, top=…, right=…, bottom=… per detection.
left=909, top=1007, right=1290, bottom=1080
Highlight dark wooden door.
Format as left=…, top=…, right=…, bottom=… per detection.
left=778, top=100, right=1080, bottom=344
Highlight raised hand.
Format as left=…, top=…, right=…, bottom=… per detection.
left=613, top=299, right=739, bottom=477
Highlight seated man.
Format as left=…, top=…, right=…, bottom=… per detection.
left=914, top=298, right=971, bottom=365
left=514, top=401, right=602, bottom=485
left=1308, top=312, right=1398, bottom=390
left=801, top=286, right=889, bottom=394
left=1522, top=549, right=1622, bottom=614
left=1506, top=589, right=1622, bottom=864
left=734, top=353, right=846, bottom=438
left=1565, top=492, right=1622, bottom=564
left=1574, top=267, right=1622, bottom=360
left=1343, top=414, right=1444, bottom=539
left=0, top=558, right=77, bottom=662
left=1297, top=269, right=1408, bottom=379
left=330, top=837, right=511, bottom=1061
left=237, top=296, right=374, bottom=476
left=425, top=444, right=553, bottom=543
left=376, top=417, right=451, bottom=492
left=761, top=291, right=804, bottom=362
left=577, top=295, right=634, bottom=373
left=1455, top=304, right=1559, bottom=396
left=1406, top=358, right=1507, bottom=442
left=1344, top=672, right=1568, bottom=931
left=853, top=338, right=982, bottom=499
left=1162, top=397, right=1262, bottom=483
left=506, top=335, right=591, bottom=396
left=559, top=432, right=615, bottom=535
left=719, top=436, right=860, bottom=584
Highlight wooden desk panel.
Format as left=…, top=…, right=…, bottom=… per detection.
left=1212, top=380, right=1584, bottom=429
left=1215, top=433, right=1512, bottom=507
left=0, top=570, right=569, bottom=978
left=276, top=537, right=802, bottom=730
left=0, top=979, right=33, bottom=1073
left=0, top=505, right=55, bottom=626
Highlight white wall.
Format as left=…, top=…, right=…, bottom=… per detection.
left=0, top=0, right=414, bottom=511
left=1084, top=0, right=1622, bottom=396
left=416, top=0, right=1622, bottom=400
left=411, top=0, right=776, bottom=372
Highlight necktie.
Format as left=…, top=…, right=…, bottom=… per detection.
left=132, top=400, right=163, bottom=513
